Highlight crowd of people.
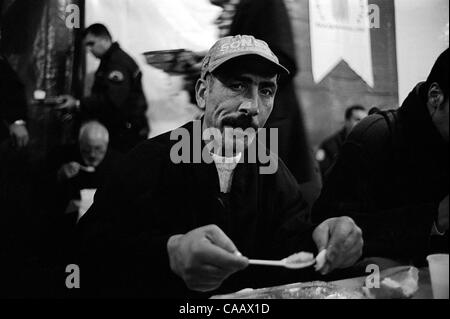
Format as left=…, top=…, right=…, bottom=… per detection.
left=0, top=0, right=448, bottom=299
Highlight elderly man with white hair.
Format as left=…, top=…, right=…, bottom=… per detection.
left=47, top=121, right=122, bottom=217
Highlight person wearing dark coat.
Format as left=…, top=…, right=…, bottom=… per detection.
left=316, top=105, right=367, bottom=178
left=58, top=24, right=149, bottom=153
left=221, top=0, right=322, bottom=208
left=0, top=54, right=29, bottom=150
left=46, top=121, right=123, bottom=217
left=74, top=35, right=363, bottom=298
left=313, top=49, right=449, bottom=266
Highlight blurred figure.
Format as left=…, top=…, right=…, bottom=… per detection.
left=58, top=23, right=149, bottom=153
left=0, top=54, right=29, bottom=151
left=47, top=121, right=122, bottom=218
left=0, top=54, right=46, bottom=298
left=313, top=49, right=449, bottom=266
left=316, top=105, right=367, bottom=177
left=211, top=0, right=241, bottom=37
left=212, top=0, right=322, bottom=207
left=0, top=53, right=32, bottom=234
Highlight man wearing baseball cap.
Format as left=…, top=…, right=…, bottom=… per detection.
left=75, top=35, right=363, bottom=298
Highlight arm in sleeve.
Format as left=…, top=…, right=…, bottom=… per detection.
left=312, top=135, right=436, bottom=263
left=0, top=60, right=28, bottom=124
left=80, top=63, right=132, bottom=116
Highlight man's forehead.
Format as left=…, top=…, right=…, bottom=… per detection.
left=84, top=34, right=98, bottom=42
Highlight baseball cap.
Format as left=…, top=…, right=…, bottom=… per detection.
left=201, top=35, right=289, bottom=79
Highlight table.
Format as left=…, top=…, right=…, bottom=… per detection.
left=332, top=266, right=433, bottom=299
left=212, top=265, right=433, bottom=299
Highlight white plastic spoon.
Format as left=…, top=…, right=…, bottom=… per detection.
left=79, top=165, right=96, bottom=173
left=249, top=252, right=316, bottom=269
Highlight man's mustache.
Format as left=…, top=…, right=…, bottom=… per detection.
left=222, top=114, right=258, bottom=130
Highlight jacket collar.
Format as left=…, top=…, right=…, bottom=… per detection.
left=102, top=42, right=120, bottom=61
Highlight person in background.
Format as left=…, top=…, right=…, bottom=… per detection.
left=313, top=49, right=449, bottom=267
left=316, top=105, right=367, bottom=178
left=0, top=54, right=29, bottom=151
left=57, top=23, right=149, bottom=153
left=74, top=35, right=363, bottom=298
left=0, top=54, right=41, bottom=298
left=47, top=121, right=122, bottom=217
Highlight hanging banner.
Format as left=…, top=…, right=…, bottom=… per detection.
left=309, top=0, right=374, bottom=87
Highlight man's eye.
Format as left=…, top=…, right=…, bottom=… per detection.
left=260, top=88, right=274, bottom=97
left=230, top=83, right=245, bottom=90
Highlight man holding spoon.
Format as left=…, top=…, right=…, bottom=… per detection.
left=76, top=36, right=363, bottom=298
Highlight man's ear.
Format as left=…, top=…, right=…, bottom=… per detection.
left=195, top=78, right=207, bottom=110
left=428, top=82, right=445, bottom=110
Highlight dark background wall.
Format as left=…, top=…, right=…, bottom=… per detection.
left=287, top=0, right=398, bottom=148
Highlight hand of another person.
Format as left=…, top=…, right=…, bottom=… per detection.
left=57, top=162, right=81, bottom=181
left=312, top=217, right=363, bottom=275
left=56, top=94, right=78, bottom=110
left=437, top=195, right=449, bottom=233
left=9, top=122, right=29, bottom=149
left=167, top=224, right=248, bottom=292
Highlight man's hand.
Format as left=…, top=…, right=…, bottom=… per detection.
left=312, top=217, right=363, bottom=275
left=56, top=94, right=78, bottom=110
left=57, top=162, right=81, bottom=181
left=167, top=225, right=248, bottom=292
left=437, top=195, right=449, bottom=233
left=9, top=122, right=29, bottom=149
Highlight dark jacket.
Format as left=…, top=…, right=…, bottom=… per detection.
left=313, top=84, right=449, bottom=265
left=81, top=42, right=149, bottom=153
left=0, top=56, right=27, bottom=142
left=75, top=121, right=318, bottom=298
left=317, top=127, right=348, bottom=178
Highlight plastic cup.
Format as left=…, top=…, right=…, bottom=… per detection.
left=427, top=254, right=449, bottom=299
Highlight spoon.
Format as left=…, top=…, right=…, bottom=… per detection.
left=248, top=252, right=316, bottom=269
left=79, top=165, right=96, bottom=173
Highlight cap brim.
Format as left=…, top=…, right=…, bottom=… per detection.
left=209, top=52, right=290, bottom=76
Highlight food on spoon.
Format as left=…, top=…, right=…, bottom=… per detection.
left=315, top=249, right=327, bottom=271
left=284, top=251, right=315, bottom=264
